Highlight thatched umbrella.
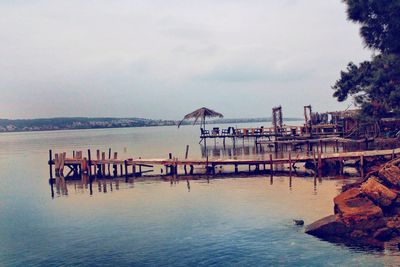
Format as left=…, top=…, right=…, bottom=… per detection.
left=178, top=107, right=223, bottom=129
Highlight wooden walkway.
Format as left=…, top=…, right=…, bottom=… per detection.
left=49, top=147, right=400, bottom=180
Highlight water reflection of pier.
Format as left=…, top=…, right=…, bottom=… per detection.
left=50, top=171, right=354, bottom=199
left=50, top=174, right=127, bottom=198
left=201, top=143, right=267, bottom=159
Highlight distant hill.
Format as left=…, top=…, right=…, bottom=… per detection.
left=0, top=117, right=302, bottom=132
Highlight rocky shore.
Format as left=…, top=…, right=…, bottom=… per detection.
left=306, top=158, right=400, bottom=247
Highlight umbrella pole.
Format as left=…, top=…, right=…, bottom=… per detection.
left=203, top=116, right=207, bottom=153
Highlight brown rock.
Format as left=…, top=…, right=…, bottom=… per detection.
left=361, top=177, right=397, bottom=206
left=350, top=230, right=368, bottom=238
left=386, top=216, right=400, bottom=229
left=334, top=188, right=362, bottom=214
left=305, top=215, right=350, bottom=237
left=379, top=164, right=400, bottom=187
left=373, top=227, right=394, bottom=241
left=334, top=188, right=383, bottom=228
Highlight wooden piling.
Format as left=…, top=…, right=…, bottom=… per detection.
left=190, top=165, right=194, bottom=175
left=184, top=145, right=189, bottom=175
left=289, top=152, right=292, bottom=178
left=49, top=150, right=53, bottom=179
left=81, top=157, right=88, bottom=174
left=317, top=146, right=322, bottom=177
left=185, top=145, right=189, bottom=159
left=339, top=157, right=344, bottom=175
left=124, top=160, right=128, bottom=181
left=108, top=148, right=111, bottom=177
left=318, top=139, right=322, bottom=153
left=269, top=154, right=273, bottom=176
left=54, top=153, right=59, bottom=175
left=168, top=153, right=172, bottom=175
left=360, top=154, right=364, bottom=178
left=96, top=150, right=101, bottom=176
left=312, top=151, right=317, bottom=176
left=113, top=152, right=118, bottom=177
left=87, top=149, right=92, bottom=177
left=101, top=152, right=106, bottom=176
left=60, top=152, right=66, bottom=175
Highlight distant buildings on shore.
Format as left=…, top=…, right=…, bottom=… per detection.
left=0, top=117, right=302, bottom=133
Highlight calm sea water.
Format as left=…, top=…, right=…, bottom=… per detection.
left=1, top=123, right=400, bottom=266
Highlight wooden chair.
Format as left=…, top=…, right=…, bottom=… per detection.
left=201, top=128, right=210, bottom=136
left=212, top=127, right=220, bottom=135
left=222, top=127, right=232, bottom=135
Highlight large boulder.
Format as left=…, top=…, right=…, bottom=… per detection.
left=305, top=215, right=350, bottom=237
left=379, top=164, right=400, bottom=187
left=373, top=227, right=394, bottom=241
left=360, top=177, right=397, bottom=207
left=334, top=187, right=383, bottom=229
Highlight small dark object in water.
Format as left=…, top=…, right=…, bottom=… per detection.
left=294, top=219, right=304, bottom=226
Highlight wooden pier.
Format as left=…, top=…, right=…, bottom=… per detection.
left=48, top=147, right=400, bottom=181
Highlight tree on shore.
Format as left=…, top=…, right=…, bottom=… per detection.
left=332, top=0, right=400, bottom=120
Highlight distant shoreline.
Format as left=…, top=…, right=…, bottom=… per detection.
left=0, top=117, right=302, bottom=133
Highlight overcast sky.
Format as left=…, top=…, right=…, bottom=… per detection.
left=0, top=0, right=371, bottom=119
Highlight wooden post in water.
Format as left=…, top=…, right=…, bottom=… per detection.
left=190, top=165, right=194, bottom=175
left=360, top=154, right=364, bottom=178
left=168, top=153, right=172, bottom=175
left=176, top=157, right=179, bottom=176
left=96, top=150, right=101, bottom=176
left=138, top=160, right=142, bottom=176
left=339, top=156, right=344, bottom=175
left=289, top=152, right=292, bottom=178
left=113, top=152, right=118, bottom=177
left=312, top=151, right=317, bottom=176
left=82, top=157, right=88, bottom=174
left=108, top=148, right=111, bottom=177
left=54, top=153, right=59, bottom=176
left=317, top=146, right=322, bottom=177
left=87, top=149, right=92, bottom=177
left=101, top=152, right=106, bottom=177
left=132, top=164, right=136, bottom=178
left=60, top=152, right=66, bottom=175
left=185, top=145, right=189, bottom=159
left=269, top=154, right=273, bottom=177
left=49, top=150, right=53, bottom=179
left=318, top=139, right=322, bottom=153
left=124, top=160, right=128, bottom=182
left=184, top=145, right=189, bottom=175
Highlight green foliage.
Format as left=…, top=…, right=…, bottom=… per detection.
left=333, top=54, right=400, bottom=119
left=344, top=0, right=400, bottom=53
left=333, top=0, right=400, bottom=120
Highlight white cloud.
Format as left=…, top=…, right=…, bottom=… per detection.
left=0, top=0, right=371, bottom=119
